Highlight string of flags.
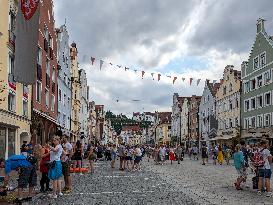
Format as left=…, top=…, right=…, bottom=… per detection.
left=89, top=56, right=218, bottom=86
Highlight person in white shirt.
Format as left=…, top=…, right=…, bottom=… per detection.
left=133, top=145, right=142, bottom=171
left=61, top=136, right=73, bottom=193
left=48, top=136, right=63, bottom=199
left=258, top=139, right=273, bottom=197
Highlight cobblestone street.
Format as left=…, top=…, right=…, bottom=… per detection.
left=28, top=157, right=273, bottom=205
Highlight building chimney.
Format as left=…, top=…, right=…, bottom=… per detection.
left=257, top=18, right=265, bottom=33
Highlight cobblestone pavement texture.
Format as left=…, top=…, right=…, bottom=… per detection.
left=20, top=157, right=273, bottom=205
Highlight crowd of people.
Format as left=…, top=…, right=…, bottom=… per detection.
left=1, top=132, right=273, bottom=202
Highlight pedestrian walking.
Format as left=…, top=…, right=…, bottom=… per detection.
left=133, top=145, right=142, bottom=171
left=175, top=144, right=183, bottom=164
left=201, top=144, right=208, bottom=165
left=217, top=145, right=224, bottom=165
left=118, top=143, right=126, bottom=170
left=111, top=144, right=117, bottom=168
left=211, top=144, right=217, bottom=165
left=257, top=139, right=272, bottom=197
left=192, top=145, right=198, bottom=160
left=72, top=140, right=83, bottom=168
left=88, top=145, right=96, bottom=173
left=153, top=145, right=160, bottom=165
left=233, top=144, right=246, bottom=190
left=48, top=136, right=63, bottom=199
left=169, top=147, right=175, bottom=165
left=125, top=146, right=134, bottom=171
left=225, top=146, right=232, bottom=165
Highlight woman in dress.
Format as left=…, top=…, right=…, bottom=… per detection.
left=217, top=145, right=224, bottom=165
left=111, top=144, right=117, bottom=168
left=39, top=140, right=51, bottom=192
left=48, top=136, right=63, bottom=199
left=73, top=140, right=83, bottom=168
left=169, top=147, right=175, bottom=164
left=88, top=145, right=96, bottom=173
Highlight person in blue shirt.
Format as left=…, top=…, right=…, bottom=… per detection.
left=233, top=144, right=246, bottom=190
left=0, top=155, right=37, bottom=201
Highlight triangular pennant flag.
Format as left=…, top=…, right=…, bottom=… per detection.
left=173, top=77, right=177, bottom=84
left=91, top=57, right=95, bottom=65
left=117, top=65, right=122, bottom=68
left=151, top=73, right=154, bottom=80
left=166, top=75, right=171, bottom=78
left=142, top=71, right=145, bottom=79
left=109, top=62, right=113, bottom=66
left=134, top=70, right=137, bottom=73
left=197, top=79, right=201, bottom=86
left=213, top=80, right=217, bottom=85
left=125, top=67, right=129, bottom=71
left=158, top=74, right=161, bottom=81
left=190, top=78, right=193, bottom=85
left=100, top=60, right=104, bottom=70
left=182, top=77, right=185, bottom=82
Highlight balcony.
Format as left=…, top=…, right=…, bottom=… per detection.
left=46, top=73, right=50, bottom=88
left=8, top=30, right=15, bottom=48
left=37, top=64, right=42, bottom=80
left=44, top=38, right=48, bottom=53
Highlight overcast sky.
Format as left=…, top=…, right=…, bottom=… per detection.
left=54, top=0, right=273, bottom=116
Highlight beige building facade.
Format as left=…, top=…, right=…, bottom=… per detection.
left=216, top=65, right=241, bottom=145
left=0, top=0, right=32, bottom=159
left=70, top=43, right=81, bottom=142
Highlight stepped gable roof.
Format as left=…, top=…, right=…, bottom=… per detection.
left=233, top=70, right=241, bottom=80
left=177, top=97, right=191, bottom=108
left=207, top=82, right=221, bottom=97
left=158, top=112, right=172, bottom=123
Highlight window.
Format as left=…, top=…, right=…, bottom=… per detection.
left=46, top=59, right=50, bottom=75
left=260, top=52, right=266, bottom=67
left=244, top=118, right=249, bottom=129
left=236, top=98, right=239, bottom=108
left=23, top=100, right=28, bottom=116
left=250, top=117, right=256, bottom=128
left=8, top=91, right=15, bottom=111
left=251, top=79, right=256, bottom=90
left=229, top=100, right=233, bottom=110
left=229, top=83, right=232, bottom=92
left=265, top=92, right=271, bottom=106
left=45, top=89, right=49, bottom=107
left=36, top=81, right=42, bottom=103
left=257, top=115, right=263, bottom=127
left=51, top=95, right=55, bottom=112
left=58, top=89, right=62, bottom=102
left=223, top=86, right=226, bottom=95
left=264, top=113, right=271, bottom=126
left=8, top=54, right=14, bottom=75
left=244, top=81, right=250, bottom=93
left=244, top=100, right=250, bottom=112
left=264, top=70, right=271, bottom=84
left=74, top=91, right=77, bottom=99
left=253, top=56, right=259, bottom=70
left=257, top=75, right=263, bottom=87
left=63, top=94, right=66, bottom=106
left=63, top=115, right=66, bottom=127
left=235, top=117, right=239, bottom=126
left=229, top=118, right=233, bottom=128
left=251, top=98, right=256, bottom=110
left=64, top=74, right=67, bottom=85
left=37, top=47, right=42, bottom=65
left=44, top=26, right=49, bottom=41
left=9, top=11, right=16, bottom=31
left=257, top=95, right=263, bottom=108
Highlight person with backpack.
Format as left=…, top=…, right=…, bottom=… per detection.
left=201, top=144, right=209, bottom=165
left=0, top=155, right=37, bottom=202
left=256, top=140, right=272, bottom=197
left=233, top=144, right=246, bottom=190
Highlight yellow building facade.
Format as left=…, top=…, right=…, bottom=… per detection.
left=70, top=43, right=81, bottom=142
left=215, top=65, right=241, bottom=145
left=0, top=0, right=32, bottom=159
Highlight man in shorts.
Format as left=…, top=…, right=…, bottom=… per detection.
left=118, top=143, right=125, bottom=170
left=0, top=155, right=37, bottom=202
left=62, top=135, right=73, bottom=193
left=258, top=140, right=272, bottom=197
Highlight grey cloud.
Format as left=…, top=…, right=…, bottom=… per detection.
left=54, top=0, right=196, bottom=67
left=189, top=0, right=273, bottom=55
